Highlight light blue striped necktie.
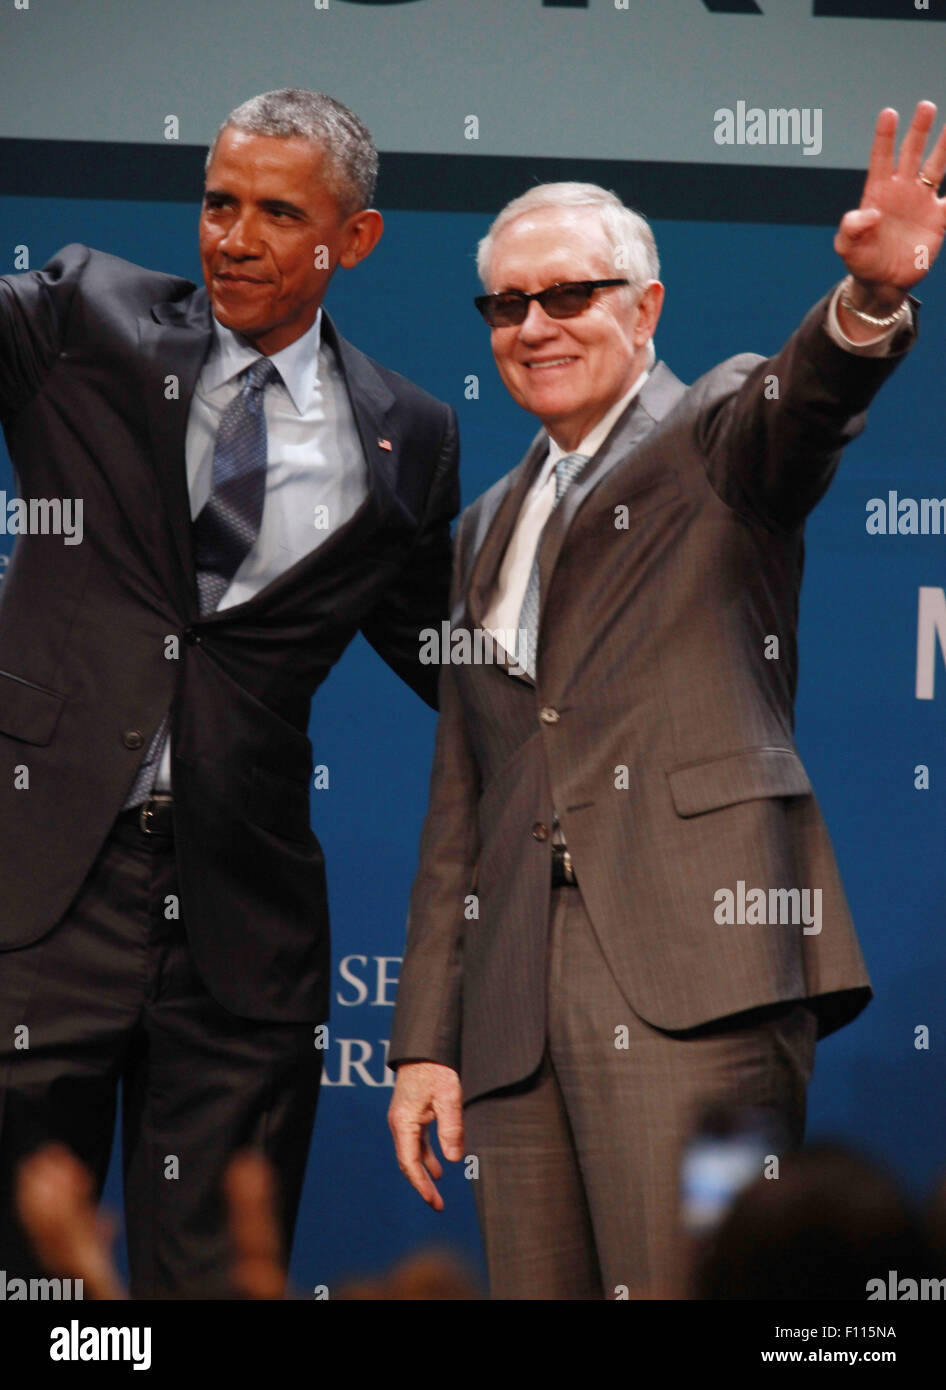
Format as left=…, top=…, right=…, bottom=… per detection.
left=515, top=451, right=589, bottom=680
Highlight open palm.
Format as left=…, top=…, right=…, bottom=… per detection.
left=835, top=101, right=946, bottom=293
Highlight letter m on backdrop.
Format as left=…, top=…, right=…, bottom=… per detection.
left=916, top=587, right=946, bottom=699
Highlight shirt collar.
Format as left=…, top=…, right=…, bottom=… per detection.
left=203, top=306, right=323, bottom=415
left=542, top=368, right=651, bottom=480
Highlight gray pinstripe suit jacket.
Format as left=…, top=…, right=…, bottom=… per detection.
left=390, top=291, right=913, bottom=1104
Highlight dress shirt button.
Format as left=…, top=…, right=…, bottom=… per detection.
left=123, top=730, right=144, bottom=750
left=539, top=707, right=560, bottom=725
left=531, top=822, right=549, bottom=841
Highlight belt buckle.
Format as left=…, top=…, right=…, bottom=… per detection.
left=139, top=794, right=172, bottom=835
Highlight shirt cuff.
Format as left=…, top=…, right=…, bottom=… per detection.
left=824, top=282, right=914, bottom=357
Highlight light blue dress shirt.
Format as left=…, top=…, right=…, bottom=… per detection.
left=153, top=306, right=368, bottom=790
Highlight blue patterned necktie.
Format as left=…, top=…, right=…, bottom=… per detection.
left=192, top=355, right=280, bottom=614
left=122, top=356, right=279, bottom=808
left=515, top=451, right=589, bottom=680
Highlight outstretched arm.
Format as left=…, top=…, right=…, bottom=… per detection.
left=0, top=244, right=90, bottom=432
left=699, top=102, right=944, bottom=533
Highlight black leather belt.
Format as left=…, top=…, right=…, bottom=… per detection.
left=127, top=793, right=174, bottom=836
left=551, top=843, right=578, bottom=887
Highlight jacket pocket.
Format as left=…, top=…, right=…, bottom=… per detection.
left=666, top=746, right=812, bottom=817
left=244, top=764, right=314, bottom=844
left=0, top=667, right=66, bottom=746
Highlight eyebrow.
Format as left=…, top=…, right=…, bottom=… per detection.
left=491, top=280, right=587, bottom=295
left=203, top=189, right=308, bottom=219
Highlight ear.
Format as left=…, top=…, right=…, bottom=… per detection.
left=338, top=208, right=384, bottom=270
left=633, top=280, right=665, bottom=348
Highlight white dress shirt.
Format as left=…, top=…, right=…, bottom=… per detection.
left=481, top=370, right=651, bottom=645
left=153, top=306, right=367, bottom=790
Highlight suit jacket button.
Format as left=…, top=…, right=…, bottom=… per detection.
left=539, top=707, right=559, bottom=724
left=532, top=822, right=549, bottom=841
left=183, top=627, right=200, bottom=645
left=123, top=730, right=144, bottom=749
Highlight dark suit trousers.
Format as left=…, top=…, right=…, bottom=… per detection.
left=464, top=883, right=817, bottom=1299
left=0, top=808, right=322, bottom=1298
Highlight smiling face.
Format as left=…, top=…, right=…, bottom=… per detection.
left=484, top=206, right=663, bottom=452
left=199, top=126, right=382, bottom=356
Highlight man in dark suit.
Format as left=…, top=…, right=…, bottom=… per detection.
left=0, top=88, right=458, bottom=1296
left=388, top=102, right=945, bottom=1297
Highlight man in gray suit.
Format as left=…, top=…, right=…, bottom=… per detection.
left=388, top=102, right=946, bottom=1298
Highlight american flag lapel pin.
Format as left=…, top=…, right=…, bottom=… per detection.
left=377, top=436, right=393, bottom=451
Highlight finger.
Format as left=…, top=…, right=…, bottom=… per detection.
left=17, top=1144, right=93, bottom=1234
left=435, top=1103, right=466, bottom=1163
left=896, top=99, right=937, bottom=178
left=919, top=120, right=946, bottom=193
left=16, top=1146, right=126, bottom=1300
left=224, top=1152, right=283, bottom=1270
left=866, top=107, right=898, bottom=187
left=392, top=1123, right=444, bottom=1211
left=225, top=1158, right=288, bottom=1305
left=96, top=1211, right=120, bottom=1247
left=837, top=208, right=882, bottom=248
left=420, top=1131, right=444, bottom=1181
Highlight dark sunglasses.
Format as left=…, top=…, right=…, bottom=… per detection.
left=474, top=278, right=629, bottom=327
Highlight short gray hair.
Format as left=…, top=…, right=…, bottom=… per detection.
left=205, top=89, right=378, bottom=218
left=476, top=182, right=659, bottom=291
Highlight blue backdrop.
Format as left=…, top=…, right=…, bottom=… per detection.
left=1, top=191, right=944, bottom=1293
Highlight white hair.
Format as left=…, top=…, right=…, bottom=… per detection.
left=475, top=182, right=659, bottom=291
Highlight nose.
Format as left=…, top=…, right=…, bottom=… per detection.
left=517, top=298, right=557, bottom=342
left=219, top=211, right=261, bottom=260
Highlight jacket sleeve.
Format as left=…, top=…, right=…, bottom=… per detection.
left=388, top=508, right=481, bottom=1072
left=360, top=403, right=459, bottom=709
left=695, top=287, right=917, bottom=533
left=0, top=243, right=90, bottom=430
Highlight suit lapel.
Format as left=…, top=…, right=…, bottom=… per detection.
left=464, top=361, right=688, bottom=675
left=319, top=312, right=411, bottom=530
left=466, top=430, right=547, bottom=630
left=136, top=296, right=408, bottom=619
left=137, top=288, right=214, bottom=612
left=536, top=362, right=685, bottom=609
left=206, top=313, right=407, bottom=616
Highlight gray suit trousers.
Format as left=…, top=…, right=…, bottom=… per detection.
left=464, top=883, right=817, bottom=1299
